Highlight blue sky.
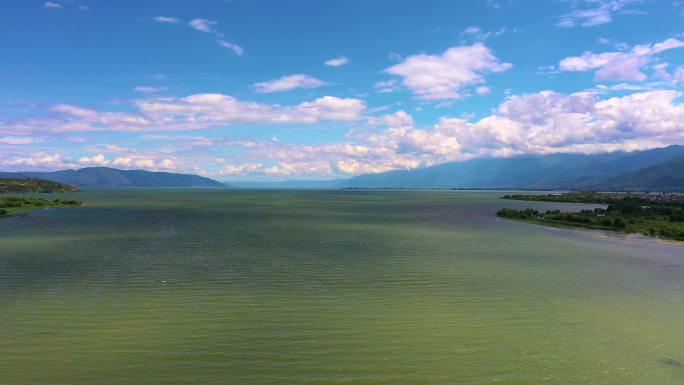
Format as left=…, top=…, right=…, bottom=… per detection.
left=1, top=0, right=683, bottom=180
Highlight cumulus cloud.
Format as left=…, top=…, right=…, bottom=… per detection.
left=44, top=2, right=62, bottom=8
left=0, top=142, right=196, bottom=172
left=0, top=94, right=366, bottom=134
left=4, top=153, right=68, bottom=169
left=217, top=40, right=243, bottom=55
left=558, top=38, right=684, bottom=81
left=253, top=74, right=329, bottom=93
left=78, top=154, right=109, bottom=166
left=152, top=16, right=179, bottom=23
left=436, top=90, right=684, bottom=155
left=5, top=88, right=684, bottom=178
left=111, top=156, right=148, bottom=169
left=384, top=43, right=512, bottom=100
left=367, top=110, right=414, bottom=128
left=75, top=154, right=174, bottom=170
left=158, top=159, right=176, bottom=169
left=223, top=90, right=684, bottom=178
left=324, top=56, right=350, bottom=67
left=557, top=0, right=642, bottom=28
left=220, top=163, right=270, bottom=176
left=139, top=93, right=366, bottom=125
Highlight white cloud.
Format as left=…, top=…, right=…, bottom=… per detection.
left=79, top=154, right=109, bottom=166
left=225, top=90, right=684, bottom=178
left=188, top=19, right=218, bottom=34
left=558, top=38, right=684, bottom=81
left=293, top=96, right=366, bottom=121
left=324, top=56, right=350, bottom=67
left=0, top=136, right=44, bottom=145
left=253, top=74, right=329, bottom=93
left=432, top=90, right=684, bottom=156
left=138, top=93, right=366, bottom=125
left=158, top=159, right=176, bottom=169
left=476, top=86, right=491, bottom=95
left=367, top=110, right=414, bottom=128
left=588, top=82, right=664, bottom=93
left=111, top=156, right=138, bottom=168
left=459, top=26, right=506, bottom=42
left=0, top=145, right=194, bottom=173
left=134, top=86, right=170, bottom=93
left=152, top=16, right=179, bottom=23
left=5, top=86, right=684, bottom=178
left=374, top=79, right=400, bottom=94
left=596, top=37, right=629, bottom=51
left=653, top=63, right=672, bottom=81
left=652, top=38, right=684, bottom=53
left=43, top=1, right=88, bottom=12
left=134, top=159, right=155, bottom=169
left=217, top=40, right=243, bottom=55
left=675, top=66, right=684, bottom=84
left=75, top=154, right=169, bottom=170
left=384, top=43, right=512, bottom=100
left=557, top=0, right=642, bottom=28
left=50, top=104, right=100, bottom=119
left=5, top=153, right=69, bottom=169
left=0, top=93, right=367, bottom=134
left=220, top=163, right=267, bottom=176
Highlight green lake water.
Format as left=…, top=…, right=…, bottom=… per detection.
left=1, top=189, right=683, bottom=384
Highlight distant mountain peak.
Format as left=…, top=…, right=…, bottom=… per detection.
left=0, top=167, right=226, bottom=188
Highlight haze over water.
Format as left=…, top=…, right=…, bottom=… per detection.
left=1, top=189, right=683, bottom=384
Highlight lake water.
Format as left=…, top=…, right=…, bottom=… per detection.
left=1, top=189, right=683, bottom=384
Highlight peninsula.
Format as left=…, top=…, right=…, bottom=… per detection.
left=498, top=192, right=684, bottom=241
left=0, top=178, right=78, bottom=193
left=0, top=196, right=82, bottom=218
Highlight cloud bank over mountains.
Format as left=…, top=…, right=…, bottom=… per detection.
left=4, top=88, right=682, bottom=178
left=3, top=1, right=684, bottom=179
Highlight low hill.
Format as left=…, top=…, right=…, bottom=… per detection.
left=2, top=167, right=225, bottom=188
left=0, top=178, right=79, bottom=193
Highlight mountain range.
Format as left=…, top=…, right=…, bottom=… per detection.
left=0, top=167, right=225, bottom=188
left=2, top=146, right=684, bottom=190
left=335, top=145, right=684, bottom=190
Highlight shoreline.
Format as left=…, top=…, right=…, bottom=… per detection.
left=0, top=196, right=82, bottom=219
left=497, top=192, right=684, bottom=242
left=497, top=216, right=684, bottom=246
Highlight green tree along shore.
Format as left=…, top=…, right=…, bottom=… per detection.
left=498, top=192, right=684, bottom=241
left=0, top=196, right=82, bottom=218
left=0, top=178, right=78, bottom=193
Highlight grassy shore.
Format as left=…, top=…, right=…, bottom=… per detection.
left=0, top=196, right=82, bottom=218
left=499, top=192, right=684, bottom=241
